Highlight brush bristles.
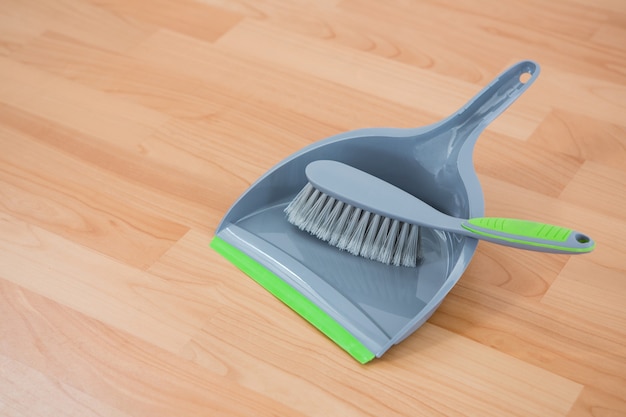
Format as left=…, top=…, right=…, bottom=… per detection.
left=285, top=183, right=421, bottom=267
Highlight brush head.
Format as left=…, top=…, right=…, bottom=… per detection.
left=285, top=183, right=422, bottom=267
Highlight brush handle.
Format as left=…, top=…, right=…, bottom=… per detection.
left=461, top=217, right=595, bottom=254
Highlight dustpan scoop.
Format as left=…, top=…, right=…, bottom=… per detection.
left=212, top=61, right=540, bottom=363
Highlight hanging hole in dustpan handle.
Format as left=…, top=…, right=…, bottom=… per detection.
left=510, top=60, right=540, bottom=91
left=517, top=60, right=538, bottom=84
left=501, top=60, right=540, bottom=98
left=519, top=71, right=533, bottom=84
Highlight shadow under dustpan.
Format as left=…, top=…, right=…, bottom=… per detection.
left=212, top=60, right=540, bottom=363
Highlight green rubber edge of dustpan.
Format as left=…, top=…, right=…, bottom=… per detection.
left=210, top=236, right=376, bottom=364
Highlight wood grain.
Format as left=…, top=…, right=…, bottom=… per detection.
left=1, top=0, right=625, bottom=416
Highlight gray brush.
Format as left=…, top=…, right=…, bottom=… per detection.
left=285, top=160, right=595, bottom=267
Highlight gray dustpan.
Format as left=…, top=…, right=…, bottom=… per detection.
left=212, top=60, right=540, bottom=363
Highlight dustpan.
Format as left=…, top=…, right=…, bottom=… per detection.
left=212, top=60, right=540, bottom=363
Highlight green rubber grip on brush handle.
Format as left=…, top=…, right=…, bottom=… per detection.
left=461, top=217, right=595, bottom=254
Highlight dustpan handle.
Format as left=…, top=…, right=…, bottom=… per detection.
left=455, top=60, right=540, bottom=131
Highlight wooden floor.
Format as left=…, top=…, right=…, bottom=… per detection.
left=1, top=0, right=625, bottom=416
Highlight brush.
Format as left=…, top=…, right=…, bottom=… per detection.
left=285, top=160, right=595, bottom=267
